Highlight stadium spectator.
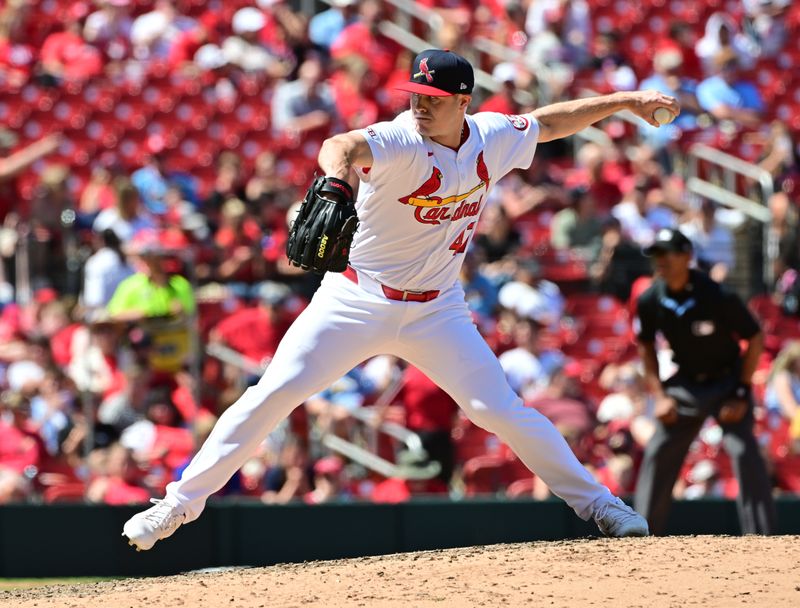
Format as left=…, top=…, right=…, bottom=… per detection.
left=86, top=442, right=152, bottom=505
left=758, top=121, right=800, bottom=194
left=0, top=391, right=42, bottom=476
left=393, top=365, right=459, bottom=492
left=222, top=6, right=292, bottom=77
left=245, top=151, right=281, bottom=207
left=767, top=193, right=800, bottom=301
left=0, top=131, right=62, bottom=222
left=107, top=234, right=195, bottom=323
left=78, top=165, right=119, bottom=227
left=83, top=228, right=135, bottom=309
left=589, top=217, right=652, bottom=302
left=741, top=0, right=789, bottom=59
left=524, top=7, right=576, bottom=102
left=588, top=31, right=637, bottom=93
left=329, top=55, right=380, bottom=131
left=472, top=205, right=521, bottom=265
left=765, top=341, right=800, bottom=426
left=680, top=199, right=735, bottom=284
left=208, top=281, right=292, bottom=369
left=525, top=0, right=591, bottom=68
left=695, top=12, right=758, bottom=74
left=459, top=251, right=499, bottom=324
left=38, top=16, right=104, bottom=84
left=696, top=48, right=764, bottom=129
left=550, top=186, right=603, bottom=259
left=213, top=197, right=265, bottom=288
left=565, top=142, right=622, bottom=213
left=130, top=0, right=196, bottom=62
left=657, top=21, right=703, bottom=82
left=309, top=0, right=358, bottom=51
left=28, top=164, right=74, bottom=290
left=203, top=152, right=247, bottom=229
left=83, top=0, right=133, bottom=62
left=499, top=317, right=549, bottom=400
left=93, top=177, right=156, bottom=242
left=271, top=56, right=337, bottom=141
left=611, top=176, right=676, bottom=248
left=638, top=48, right=701, bottom=151
left=0, top=5, right=35, bottom=87
left=305, top=455, right=348, bottom=503
left=261, top=436, right=313, bottom=504
left=479, top=63, right=523, bottom=115
left=330, top=0, right=402, bottom=87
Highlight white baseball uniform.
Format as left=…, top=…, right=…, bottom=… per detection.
left=166, top=110, right=614, bottom=522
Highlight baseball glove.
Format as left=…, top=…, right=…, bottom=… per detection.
left=286, top=176, right=359, bottom=274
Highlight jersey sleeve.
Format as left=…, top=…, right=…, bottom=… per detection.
left=357, top=112, right=420, bottom=185
left=636, top=289, right=658, bottom=343
left=474, top=112, right=540, bottom=179
left=720, top=287, right=761, bottom=339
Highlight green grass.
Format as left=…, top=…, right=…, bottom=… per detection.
left=0, top=577, right=120, bottom=590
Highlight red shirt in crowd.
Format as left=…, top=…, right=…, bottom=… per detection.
left=397, top=365, right=458, bottom=432
left=101, top=477, right=151, bottom=505
left=212, top=306, right=290, bottom=364
left=40, top=31, right=104, bottom=81
left=0, top=420, right=42, bottom=473
left=330, top=22, right=402, bottom=84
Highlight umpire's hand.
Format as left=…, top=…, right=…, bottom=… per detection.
left=655, top=395, right=679, bottom=425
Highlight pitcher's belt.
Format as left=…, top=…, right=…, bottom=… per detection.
left=343, top=266, right=440, bottom=302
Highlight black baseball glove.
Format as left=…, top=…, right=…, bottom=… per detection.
left=286, top=176, right=359, bottom=274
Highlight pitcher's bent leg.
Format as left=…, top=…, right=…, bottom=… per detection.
left=398, top=303, right=612, bottom=520
left=167, top=282, right=390, bottom=521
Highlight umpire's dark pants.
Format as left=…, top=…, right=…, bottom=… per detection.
left=634, top=372, right=776, bottom=535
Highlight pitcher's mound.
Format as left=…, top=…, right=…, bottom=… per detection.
left=3, top=536, right=799, bottom=608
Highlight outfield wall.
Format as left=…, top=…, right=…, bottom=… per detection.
left=2, top=497, right=799, bottom=577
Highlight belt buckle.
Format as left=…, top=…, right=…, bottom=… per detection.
left=402, top=288, right=427, bottom=301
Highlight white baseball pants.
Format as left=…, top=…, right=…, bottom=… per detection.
left=167, top=270, right=612, bottom=522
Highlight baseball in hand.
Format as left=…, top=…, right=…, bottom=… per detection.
left=653, top=107, right=675, bottom=126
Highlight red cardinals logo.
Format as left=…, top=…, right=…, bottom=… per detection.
left=476, top=151, right=490, bottom=189
left=399, top=166, right=443, bottom=206
left=398, top=153, right=493, bottom=225
left=414, top=57, right=436, bottom=83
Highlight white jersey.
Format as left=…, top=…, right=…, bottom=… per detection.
left=351, top=110, right=540, bottom=291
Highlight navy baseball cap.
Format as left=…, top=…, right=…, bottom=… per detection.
left=644, top=228, right=693, bottom=256
left=395, top=49, right=474, bottom=97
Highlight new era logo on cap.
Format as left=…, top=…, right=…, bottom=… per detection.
left=396, top=49, right=474, bottom=97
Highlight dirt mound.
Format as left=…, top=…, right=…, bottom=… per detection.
left=2, top=536, right=798, bottom=608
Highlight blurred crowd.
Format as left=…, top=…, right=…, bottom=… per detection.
left=1, top=0, right=800, bottom=507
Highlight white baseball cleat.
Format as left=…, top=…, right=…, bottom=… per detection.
left=122, top=498, right=186, bottom=551
left=593, top=497, right=650, bottom=537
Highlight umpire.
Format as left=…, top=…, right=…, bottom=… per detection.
left=633, top=228, right=776, bottom=535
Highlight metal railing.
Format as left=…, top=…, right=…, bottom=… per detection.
left=204, top=343, right=439, bottom=480
left=686, top=143, right=776, bottom=288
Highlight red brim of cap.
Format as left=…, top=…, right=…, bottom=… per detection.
left=394, top=82, right=455, bottom=96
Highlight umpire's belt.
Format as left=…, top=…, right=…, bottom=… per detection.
left=683, top=367, right=734, bottom=383
left=344, top=266, right=440, bottom=302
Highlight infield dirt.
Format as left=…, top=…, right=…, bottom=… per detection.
left=1, top=535, right=798, bottom=607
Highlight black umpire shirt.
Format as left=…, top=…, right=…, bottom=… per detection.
left=636, top=270, right=761, bottom=378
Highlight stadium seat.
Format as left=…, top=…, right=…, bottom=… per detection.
left=43, top=483, right=87, bottom=504
left=505, top=477, right=535, bottom=499
left=462, top=454, right=511, bottom=496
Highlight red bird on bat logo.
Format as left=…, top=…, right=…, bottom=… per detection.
left=399, top=166, right=443, bottom=205
left=476, top=151, right=490, bottom=189
left=414, top=57, right=435, bottom=83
